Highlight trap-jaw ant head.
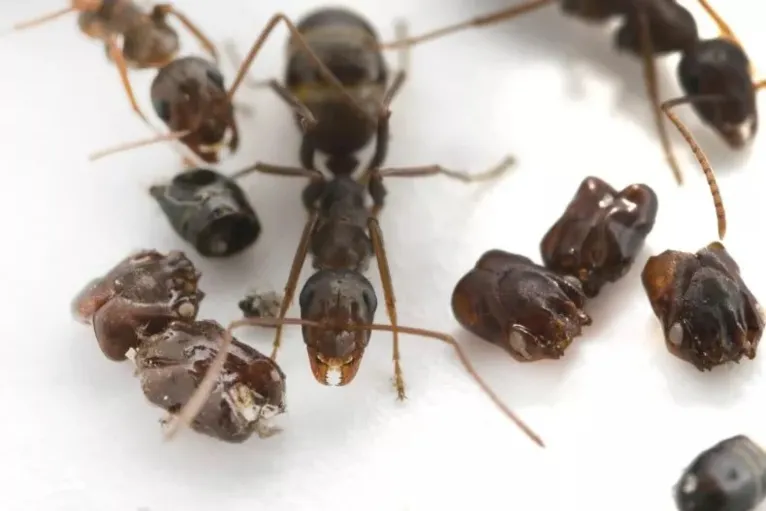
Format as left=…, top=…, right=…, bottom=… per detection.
left=149, top=168, right=261, bottom=258
left=150, top=57, right=237, bottom=163
left=451, top=250, right=592, bottom=362
left=71, top=249, right=204, bottom=361
left=540, top=177, right=659, bottom=298
left=298, top=269, right=377, bottom=387
left=136, top=319, right=286, bottom=443
left=642, top=241, right=764, bottom=371
left=674, top=435, right=766, bottom=511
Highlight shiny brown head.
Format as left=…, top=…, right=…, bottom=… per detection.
left=135, top=320, right=286, bottom=443
left=298, top=269, right=377, bottom=386
left=71, top=249, right=204, bottom=361
left=642, top=242, right=764, bottom=371
left=150, top=57, right=237, bottom=163
left=541, top=177, right=658, bottom=297
left=451, top=250, right=592, bottom=362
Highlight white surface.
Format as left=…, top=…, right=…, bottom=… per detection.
left=1, top=1, right=765, bottom=510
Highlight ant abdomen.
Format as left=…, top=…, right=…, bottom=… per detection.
left=150, top=168, right=261, bottom=258
left=287, top=7, right=387, bottom=156
left=674, top=435, right=766, bottom=511
left=298, top=269, right=377, bottom=386
left=452, top=250, right=591, bottom=362
left=135, top=320, right=287, bottom=443
left=678, top=38, right=757, bottom=148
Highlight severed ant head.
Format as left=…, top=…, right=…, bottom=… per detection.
left=298, top=269, right=377, bottom=386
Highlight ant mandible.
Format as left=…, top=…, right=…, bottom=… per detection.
left=377, top=0, right=764, bottom=186
left=86, top=12, right=378, bottom=165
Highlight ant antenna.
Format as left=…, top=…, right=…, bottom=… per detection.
left=9, top=1, right=101, bottom=32
left=167, top=316, right=545, bottom=448
left=377, top=0, right=554, bottom=50
left=661, top=97, right=726, bottom=240
left=88, top=130, right=191, bottom=161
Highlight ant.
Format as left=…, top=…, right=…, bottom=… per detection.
left=377, top=0, right=765, bottom=185
left=641, top=99, right=764, bottom=371
left=9, top=1, right=217, bottom=71
left=86, top=12, right=377, bottom=165
left=71, top=249, right=286, bottom=442
left=674, top=435, right=766, bottom=511
left=159, top=69, right=534, bottom=445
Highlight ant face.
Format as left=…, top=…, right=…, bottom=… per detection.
left=678, top=38, right=758, bottom=149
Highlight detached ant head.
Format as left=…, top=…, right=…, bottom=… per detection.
left=150, top=57, right=236, bottom=163
left=149, top=168, right=261, bottom=258
left=298, top=269, right=377, bottom=386
left=71, top=249, right=204, bottom=361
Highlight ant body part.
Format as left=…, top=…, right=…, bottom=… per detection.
left=641, top=107, right=764, bottom=371
left=160, top=98, right=531, bottom=444
left=451, top=250, right=592, bottom=362
left=87, top=12, right=377, bottom=165
left=541, top=176, right=659, bottom=298
left=674, top=435, right=766, bottom=511
left=72, top=249, right=286, bottom=442
left=378, top=0, right=765, bottom=185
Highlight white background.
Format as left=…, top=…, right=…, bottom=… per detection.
left=1, top=1, right=764, bottom=510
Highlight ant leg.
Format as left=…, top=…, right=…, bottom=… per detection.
left=267, top=210, right=320, bottom=360
left=359, top=322, right=545, bottom=448
left=661, top=96, right=727, bottom=240
left=107, top=36, right=154, bottom=129
left=227, top=13, right=377, bottom=126
left=9, top=5, right=80, bottom=32
left=635, top=4, right=683, bottom=185
left=367, top=217, right=406, bottom=400
left=696, top=0, right=742, bottom=47
left=260, top=79, right=319, bottom=132
left=223, top=40, right=272, bottom=90
left=88, top=129, right=193, bottom=162
left=374, top=155, right=516, bottom=182
left=153, top=4, right=219, bottom=64
left=229, top=162, right=323, bottom=181
left=754, top=79, right=766, bottom=90
left=377, top=0, right=554, bottom=50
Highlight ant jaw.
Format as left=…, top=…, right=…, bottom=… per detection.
left=718, top=116, right=758, bottom=149
left=307, top=347, right=364, bottom=387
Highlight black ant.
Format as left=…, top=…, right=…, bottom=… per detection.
left=158, top=42, right=533, bottom=443
left=377, top=0, right=764, bottom=185
left=71, top=249, right=286, bottom=442
left=86, top=12, right=377, bottom=165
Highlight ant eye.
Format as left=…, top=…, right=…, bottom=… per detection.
left=205, top=69, right=225, bottom=89
left=298, top=287, right=314, bottom=310
left=362, top=288, right=377, bottom=313
left=152, top=99, right=171, bottom=122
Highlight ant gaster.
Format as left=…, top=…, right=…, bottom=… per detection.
left=72, top=249, right=286, bottom=442
left=641, top=102, right=764, bottom=371
left=674, top=435, right=766, bottom=511
left=377, top=0, right=765, bottom=185
left=87, top=12, right=377, bottom=165
left=160, top=23, right=531, bottom=442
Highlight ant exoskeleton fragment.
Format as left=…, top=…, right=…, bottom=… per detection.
left=9, top=1, right=217, bottom=71
left=641, top=108, right=763, bottom=372
left=239, top=290, right=283, bottom=323
left=377, top=0, right=765, bottom=185
left=540, top=176, right=659, bottom=298
left=149, top=168, right=262, bottom=258
left=72, top=250, right=286, bottom=442
left=87, top=12, right=376, bottom=165
left=674, top=435, right=766, bottom=511
left=451, top=250, right=592, bottom=362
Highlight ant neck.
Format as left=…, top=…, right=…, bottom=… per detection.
left=325, top=154, right=359, bottom=176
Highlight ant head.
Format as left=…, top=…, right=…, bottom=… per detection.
left=299, top=270, right=377, bottom=386
left=677, top=38, right=758, bottom=148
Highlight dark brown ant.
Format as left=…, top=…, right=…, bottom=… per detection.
left=158, top=88, right=534, bottom=444
left=540, top=176, right=659, bottom=298
left=9, top=1, right=217, bottom=71
left=451, top=250, right=592, bottom=362
left=377, top=0, right=765, bottom=185
left=72, top=249, right=286, bottom=442
left=641, top=107, right=764, bottom=371
left=674, top=435, right=766, bottom=511
left=86, top=12, right=376, bottom=165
